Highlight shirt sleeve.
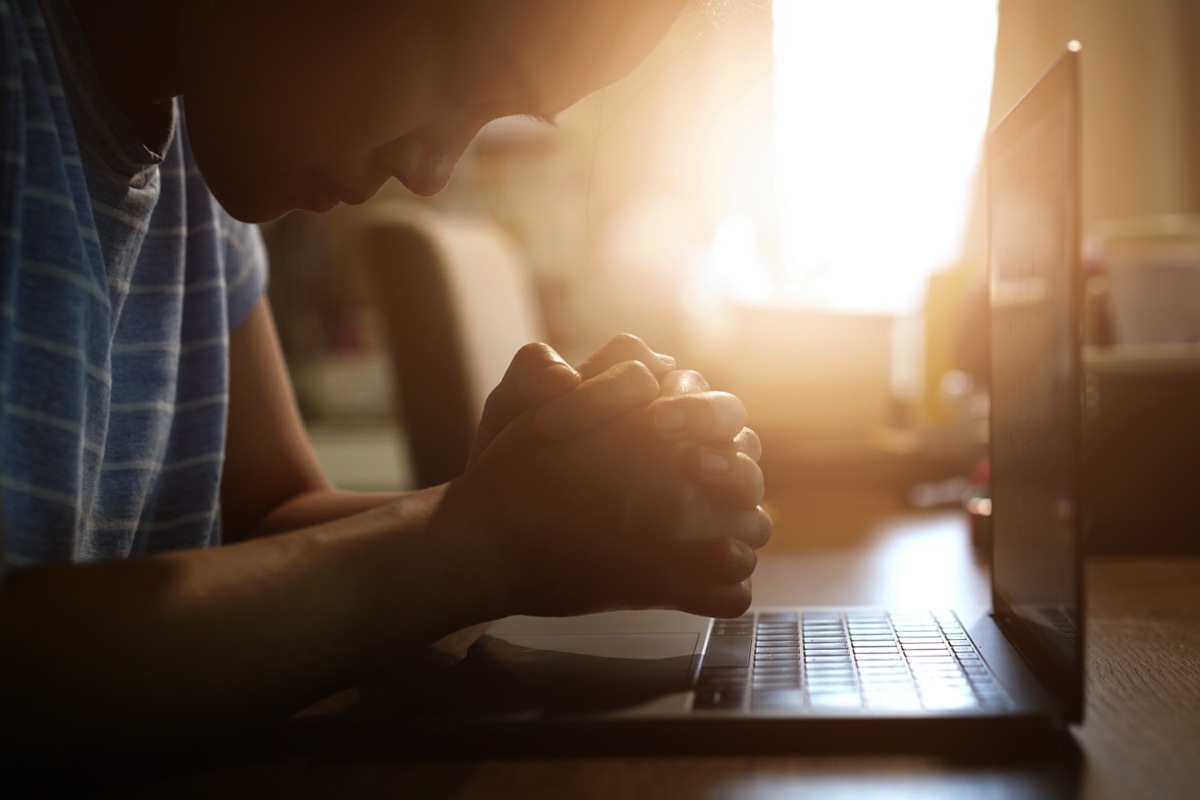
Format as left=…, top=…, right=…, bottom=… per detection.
left=221, top=214, right=269, bottom=330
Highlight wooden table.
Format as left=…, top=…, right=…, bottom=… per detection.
left=113, top=487, right=1200, bottom=798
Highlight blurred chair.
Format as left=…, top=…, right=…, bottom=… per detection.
left=359, top=202, right=545, bottom=488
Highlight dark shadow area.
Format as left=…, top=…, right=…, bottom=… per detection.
left=1082, top=352, right=1200, bottom=555
left=258, top=642, right=1086, bottom=771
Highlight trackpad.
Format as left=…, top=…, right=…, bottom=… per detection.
left=459, top=632, right=700, bottom=714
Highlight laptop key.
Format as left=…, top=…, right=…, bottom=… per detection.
left=752, top=688, right=806, bottom=708
left=806, top=690, right=863, bottom=710
left=702, top=633, right=753, bottom=669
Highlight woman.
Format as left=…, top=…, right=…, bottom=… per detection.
left=0, top=0, right=769, bottom=754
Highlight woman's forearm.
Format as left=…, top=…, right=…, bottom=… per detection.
left=0, top=483, right=499, bottom=756
left=244, top=486, right=405, bottom=538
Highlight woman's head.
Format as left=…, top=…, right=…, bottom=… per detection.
left=173, top=0, right=689, bottom=221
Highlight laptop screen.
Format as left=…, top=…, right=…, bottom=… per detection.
left=986, top=45, right=1085, bottom=724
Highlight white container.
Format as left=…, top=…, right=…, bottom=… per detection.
left=1094, top=215, right=1200, bottom=345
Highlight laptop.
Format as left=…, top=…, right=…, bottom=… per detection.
left=316, top=46, right=1087, bottom=757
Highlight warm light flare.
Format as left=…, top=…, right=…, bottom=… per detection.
left=773, top=1, right=998, bottom=312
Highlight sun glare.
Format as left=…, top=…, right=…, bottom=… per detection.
left=773, top=1, right=998, bottom=313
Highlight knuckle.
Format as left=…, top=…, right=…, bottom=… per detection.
left=666, top=369, right=708, bottom=394
left=740, top=482, right=766, bottom=511
left=733, top=546, right=758, bottom=579
left=741, top=456, right=766, bottom=502
left=515, top=341, right=552, bottom=359
left=755, top=507, right=774, bottom=547
left=718, top=469, right=764, bottom=510
left=604, top=334, right=658, bottom=366
left=611, top=360, right=660, bottom=395
left=713, top=394, right=749, bottom=435
left=613, top=358, right=655, bottom=378
left=723, top=391, right=749, bottom=419
left=609, top=332, right=648, bottom=351
left=738, top=427, right=762, bottom=449
left=512, top=341, right=556, bottom=371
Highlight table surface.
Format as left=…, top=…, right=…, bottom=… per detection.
left=121, top=486, right=1200, bottom=799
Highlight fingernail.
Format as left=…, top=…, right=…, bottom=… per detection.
left=655, top=405, right=685, bottom=436
left=654, top=351, right=677, bottom=368
left=541, top=362, right=579, bottom=391
left=699, top=448, right=731, bottom=475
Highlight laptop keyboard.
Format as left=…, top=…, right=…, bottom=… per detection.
left=693, top=610, right=1010, bottom=713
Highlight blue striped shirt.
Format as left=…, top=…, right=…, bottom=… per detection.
left=0, top=0, right=267, bottom=570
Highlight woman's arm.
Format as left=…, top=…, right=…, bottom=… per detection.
left=216, top=302, right=694, bottom=539
left=0, top=299, right=768, bottom=757
left=0, top=301, right=494, bottom=755
left=219, top=298, right=394, bottom=539
left=0, top=465, right=498, bottom=757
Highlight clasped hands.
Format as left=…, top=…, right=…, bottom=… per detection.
left=455, top=334, right=771, bottom=620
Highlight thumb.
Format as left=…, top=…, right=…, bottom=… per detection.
left=467, top=342, right=580, bottom=467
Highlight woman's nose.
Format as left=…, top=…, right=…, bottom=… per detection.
left=379, top=124, right=481, bottom=197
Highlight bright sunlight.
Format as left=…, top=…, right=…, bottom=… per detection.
left=773, top=1, right=998, bottom=313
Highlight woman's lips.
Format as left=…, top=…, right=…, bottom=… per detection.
left=316, top=173, right=382, bottom=206
left=296, top=171, right=390, bottom=213
left=306, top=192, right=339, bottom=213
left=298, top=178, right=339, bottom=212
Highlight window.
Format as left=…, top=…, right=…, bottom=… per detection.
left=772, top=1, right=998, bottom=312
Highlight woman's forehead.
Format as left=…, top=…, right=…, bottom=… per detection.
left=477, top=0, right=687, bottom=114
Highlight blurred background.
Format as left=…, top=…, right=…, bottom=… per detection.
left=262, top=0, right=1200, bottom=510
